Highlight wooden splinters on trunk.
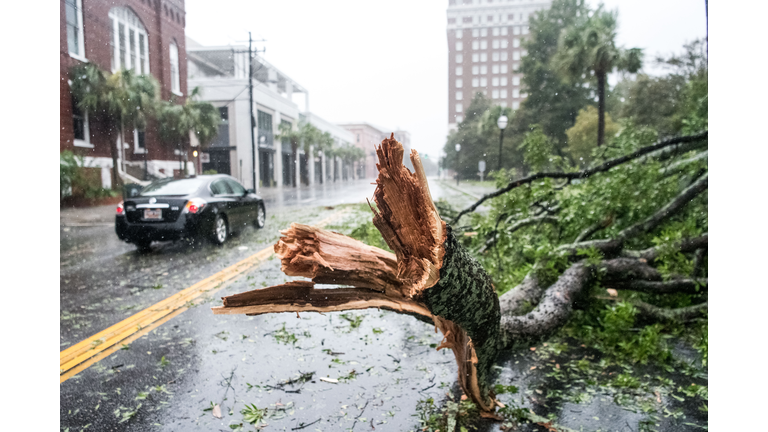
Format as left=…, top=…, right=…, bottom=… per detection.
left=213, top=134, right=500, bottom=412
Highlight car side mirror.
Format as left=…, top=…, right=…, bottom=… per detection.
left=245, top=189, right=254, bottom=195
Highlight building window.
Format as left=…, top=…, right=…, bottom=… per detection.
left=501, top=89, right=507, bottom=98
left=456, top=54, right=463, bottom=63
left=513, top=62, right=519, bottom=71
left=492, top=77, right=499, bottom=86
left=492, top=89, right=499, bottom=99
left=501, top=64, right=508, bottom=74
left=501, top=76, right=508, bottom=86
left=455, top=29, right=463, bottom=38
left=512, top=101, right=520, bottom=109
left=472, top=40, right=479, bottom=50
left=65, top=0, right=85, bottom=59
left=508, top=14, right=514, bottom=21
left=513, top=38, right=520, bottom=48
left=501, top=39, right=509, bottom=49
left=480, top=65, right=487, bottom=74
left=493, top=27, right=500, bottom=36
left=472, top=53, right=479, bottom=62
left=513, top=89, right=520, bottom=98
left=456, top=103, right=463, bottom=113
left=169, top=42, right=180, bottom=94
left=481, top=28, right=487, bottom=37
left=501, top=27, right=508, bottom=36
left=448, top=18, right=456, bottom=24
left=72, top=99, right=91, bottom=147
left=480, top=40, right=487, bottom=49
left=513, top=26, right=521, bottom=35
left=109, top=7, right=150, bottom=74
left=456, top=41, right=463, bottom=51
left=492, top=39, right=499, bottom=49
left=211, top=106, right=230, bottom=147
left=472, top=29, right=479, bottom=37
left=472, top=78, right=479, bottom=87
left=512, top=76, right=520, bottom=86
left=523, top=26, right=529, bottom=35
left=456, top=66, right=463, bottom=76
left=456, top=91, right=463, bottom=100
left=134, top=128, right=146, bottom=153
left=492, top=64, right=499, bottom=74
left=472, top=65, right=479, bottom=74
left=512, top=51, right=520, bottom=61
left=456, top=78, right=463, bottom=88
left=357, top=134, right=360, bottom=143
left=479, top=53, right=486, bottom=62
left=480, top=77, right=487, bottom=87
left=501, top=52, right=508, bottom=61
left=463, top=16, right=472, bottom=23
left=492, top=52, right=499, bottom=61
left=487, top=15, right=494, bottom=22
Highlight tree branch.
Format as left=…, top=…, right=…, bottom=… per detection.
left=622, top=233, right=708, bottom=262
left=499, top=256, right=707, bottom=342
left=451, top=131, right=708, bottom=223
left=480, top=215, right=558, bottom=253
left=560, top=174, right=708, bottom=257
left=692, top=248, right=707, bottom=278
left=609, top=278, right=707, bottom=294
left=632, top=300, right=708, bottom=322
left=498, top=272, right=543, bottom=316
left=573, top=214, right=614, bottom=243
left=500, top=262, right=593, bottom=343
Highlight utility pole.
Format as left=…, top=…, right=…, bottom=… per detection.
left=248, top=32, right=257, bottom=193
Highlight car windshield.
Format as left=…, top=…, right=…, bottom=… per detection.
left=139, top=178, right=209, bottom=196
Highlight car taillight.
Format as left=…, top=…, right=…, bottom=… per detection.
left=116, top=202, right=124, bottom=215
left=184, top=198, right=206, bottom=214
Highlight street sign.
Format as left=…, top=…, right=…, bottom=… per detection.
left=478, top=160, right=486, bottom=172
left=200, top=152, right=210, bottom=163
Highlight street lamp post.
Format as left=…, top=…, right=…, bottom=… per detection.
left=455, top=143, right=461, bottom=186
left=497, top=114, right=508, bottom=171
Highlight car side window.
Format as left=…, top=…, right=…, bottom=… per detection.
left=210, top=180, right=231, bottom=196
left=226, top=179, right=246, bottom=195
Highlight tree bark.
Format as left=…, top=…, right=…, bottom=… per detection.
left=597, top=71, right=606, bottom=147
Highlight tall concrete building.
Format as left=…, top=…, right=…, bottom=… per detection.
left=446, top=0, right=551, bottom=131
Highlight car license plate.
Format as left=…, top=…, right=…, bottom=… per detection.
left=144, top=209, right=162, bottom=220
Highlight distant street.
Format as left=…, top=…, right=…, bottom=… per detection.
left=60, top=178, right=494, bottom=432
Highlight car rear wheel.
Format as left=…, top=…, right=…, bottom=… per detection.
left=134, top=239, right=152, bottom=252
left=211, top=214, right=228, bottom=245
left=255, top=203, right=266, bottom=229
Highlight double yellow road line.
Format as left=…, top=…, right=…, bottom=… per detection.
left=60, top=208, right=349, bottom=383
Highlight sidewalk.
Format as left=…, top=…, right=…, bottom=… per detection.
left=60, top=204, right=117, bottom=227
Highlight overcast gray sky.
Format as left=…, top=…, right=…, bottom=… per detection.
left=185, top=0, right=707, bottom=160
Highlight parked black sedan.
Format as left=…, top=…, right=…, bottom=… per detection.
left=115, top=175, right=266, bottom=250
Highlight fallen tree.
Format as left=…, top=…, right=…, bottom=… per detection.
left=213, top=132, right=708, bottom=416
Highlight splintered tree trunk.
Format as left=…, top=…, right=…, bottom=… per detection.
left=213, top=134, right=501, bottom=411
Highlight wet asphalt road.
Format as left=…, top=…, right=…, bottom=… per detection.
left=60, top=179, right=707, bottom=432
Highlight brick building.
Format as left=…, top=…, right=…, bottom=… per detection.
left=446, top=0, right=551, bottom=131
left=60, top=0, right=189, bottom=188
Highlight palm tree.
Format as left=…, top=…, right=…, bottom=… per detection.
left=157, top=87, right=220, bottom=175
left=69, top=64, right=158, bottom=187
left=276, top=121, right=324, bottom=187
left=551, top=7, right=642, bottom=147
